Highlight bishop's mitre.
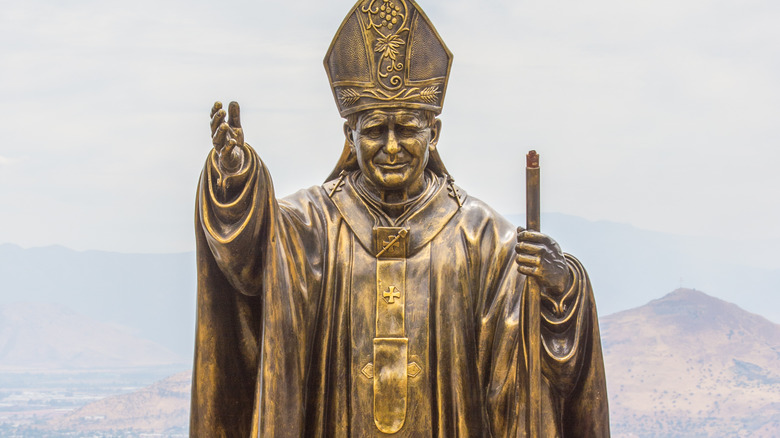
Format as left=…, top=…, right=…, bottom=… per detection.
left=325, top=0, right=454, bottom=117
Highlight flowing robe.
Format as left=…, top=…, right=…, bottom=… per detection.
left=190, top=145, right=610, bottom=437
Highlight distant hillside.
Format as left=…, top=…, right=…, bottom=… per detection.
left=0, top=302, right=185, bottom=371
left=506, top=213, right=780, bottom=323
left=603, top=288, right=780, bottom=437
left=27, top=289, right=780, bottom=436
left=0, top=244, right=196, bottom=356
left=2, top=214, right=779, bottom=361
left=45, top=371, right=191, bottom=435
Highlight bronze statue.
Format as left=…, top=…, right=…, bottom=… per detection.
left=190, top=1, right=609, bottom=436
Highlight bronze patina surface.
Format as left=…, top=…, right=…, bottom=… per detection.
left=190, top=1, right=609, bottom=436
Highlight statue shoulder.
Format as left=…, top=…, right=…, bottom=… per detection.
left=322, top=172, right=348, bottom=198
left=460, top=191, right=512, bottom=224
left=452, top=189, right=517, bottom=242
left=278, top=184, right=335, bottom=215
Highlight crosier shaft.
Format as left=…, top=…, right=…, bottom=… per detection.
left=524, top=150, right=541, bottom=438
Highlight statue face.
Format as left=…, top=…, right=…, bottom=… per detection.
left=347, top=109, right=440, bottom=193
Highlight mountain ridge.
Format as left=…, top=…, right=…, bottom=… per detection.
left=45, top=370, right=191, bottom=434
left=602, top=288, right=780, bottom=436
left=0, top=302, right=186, bottom=371
left=20, top=288, right=780, bottom=436
left=0, top=244, right=196, bottom=356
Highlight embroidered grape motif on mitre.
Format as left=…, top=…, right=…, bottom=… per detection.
left=379, top=0, right=402, bottom=29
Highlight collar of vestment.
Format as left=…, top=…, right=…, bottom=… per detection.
left=323, top=170, right=467, bottom=257
left=351, top=172, right=440, bottom=226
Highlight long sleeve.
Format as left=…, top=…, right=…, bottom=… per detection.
left=474, top=211, right=609, bottom=437
left=199, top=144, right=274, bottom=296
left=540, top=255, right=597, bottom=395
left=555, top=257, right=610, bottom=436
left=542, top=255, right=610, bottom=437
left=191, top=145, right=326, bottom=437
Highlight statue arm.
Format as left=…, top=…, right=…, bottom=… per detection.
left=539, top=254, right=595, bottom=390
left=198, top=100, right=325, bottom=297
left=478, top=221, right=608, bottom=436
left=540, top=254, right=610, bottom=435
left=514, top=228, right=605, bottom=399
left=197, top=143, right=270, bottom=295
left=192, top=103, right=326, bottom=437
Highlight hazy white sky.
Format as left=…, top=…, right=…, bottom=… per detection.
left=1, top=0, right=778, bottom=253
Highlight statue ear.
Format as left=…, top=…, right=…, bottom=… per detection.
left=344, top=122, right=355, bottom=151
left=325, top=140, right=359, bottom=182
left=326, top=120, right=360, bottom=182
left=429, top=119, right=442, bottom=151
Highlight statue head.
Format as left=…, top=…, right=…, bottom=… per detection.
left=344, top=108, right=441, bottom=194
left=324, top=0, right=453, bottom=184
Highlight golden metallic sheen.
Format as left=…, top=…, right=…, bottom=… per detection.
left=190, top=1, right=609, bottom=436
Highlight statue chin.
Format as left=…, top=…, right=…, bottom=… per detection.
left=372, top=171, right=414, bottom=189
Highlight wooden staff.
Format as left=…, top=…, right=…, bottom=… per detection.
left=525, top=150, right=541, bottom=437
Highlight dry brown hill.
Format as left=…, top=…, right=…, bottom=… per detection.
left=45, top=370, right=191, bottom=435
left=603, top=288, right=780, bottom=437
left=28, top=288, right=780, bottom=437
left=0, top=302, right=185, bottom=371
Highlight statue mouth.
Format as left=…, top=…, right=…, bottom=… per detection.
left=377, top=162, right=409, bottom=170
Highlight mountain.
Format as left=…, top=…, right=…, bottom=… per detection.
left=602, top=288, right=780, bottom=437
left=2, top=213, right=778, bottom=361
left=44, top=371, right=191, bottom=435
left=0, top=243, right=196, bottom=356
left=506, top=213, right=780, bottom=323
left=0, top=302, right=185, bottom=371
left=26, top=289, right=780, bottom=436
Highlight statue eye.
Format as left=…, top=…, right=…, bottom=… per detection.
left=397, top=127, right=418, bottom=137
left=363, top=126, right=385, bottom=138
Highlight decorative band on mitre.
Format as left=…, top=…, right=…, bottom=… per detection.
left=324, top=0, right=453, bottom=117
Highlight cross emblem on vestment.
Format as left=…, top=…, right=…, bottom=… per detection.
left=382, top=237, right=401, bottom=252
left=447, top=183, right=463, bottom=208
left=383, top=286, right=401, bottom=304
left=328, top=171, right=347, bottom=198
left=375, top=227, right=408, bottom=258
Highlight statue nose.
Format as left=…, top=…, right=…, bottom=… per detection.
left=385, top=129, right=401, bottom=154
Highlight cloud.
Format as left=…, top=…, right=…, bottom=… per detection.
left=0, top=155, right=18, bottom=166
left=0, top=0, right=779, bottom=252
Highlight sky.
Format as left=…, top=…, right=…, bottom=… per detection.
left=1, top=0, right=779, bottom=254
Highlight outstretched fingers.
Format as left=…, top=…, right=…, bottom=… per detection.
left=209, top=100, right=246, bottom=171
left=210, top=101, right=223, bottom=118
left=211, top=110, right=226, bottom=137
left=227, top=101, right=245, bottom=147
left=212, top=123, right=230, bottom=153
left=228, top=101, right=241, bottom=128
